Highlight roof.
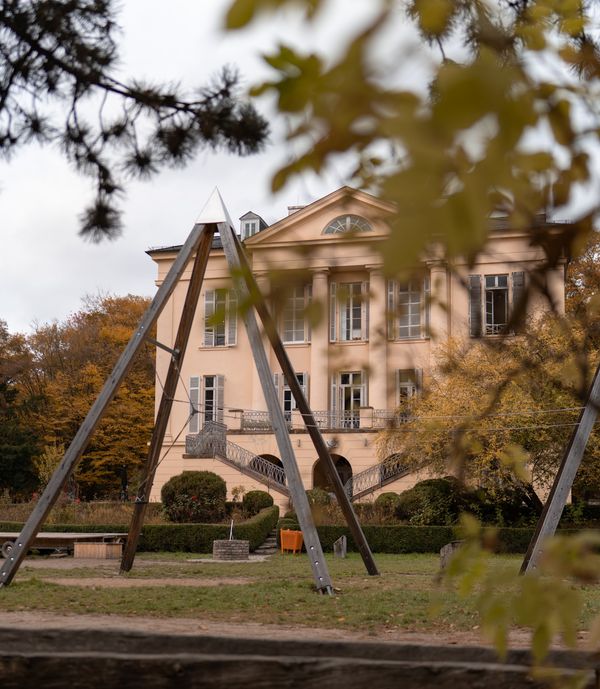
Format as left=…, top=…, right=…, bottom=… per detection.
left=146, top=233, right=223, bottom=257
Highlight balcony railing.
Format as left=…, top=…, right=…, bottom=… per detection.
left=241, top=410, right=284, bottom=432
left=236, top=408, right=410, bottom=432
left=371, top=410, right=411, bottom=429
left=311, top=410, right=360, bottom=430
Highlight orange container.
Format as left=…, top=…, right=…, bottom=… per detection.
left=280, top=529, right=303, bottom=554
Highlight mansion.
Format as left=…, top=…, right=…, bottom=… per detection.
left=147, top=187, right=566, bottom=508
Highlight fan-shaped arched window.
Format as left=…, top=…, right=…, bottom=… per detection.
left=322, top=214, right=372, bottom=235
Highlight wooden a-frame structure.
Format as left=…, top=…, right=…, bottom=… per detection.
left=0, top=189, right=378, bottom=593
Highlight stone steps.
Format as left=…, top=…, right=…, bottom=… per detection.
left=254, top=529, right=278, bottom=556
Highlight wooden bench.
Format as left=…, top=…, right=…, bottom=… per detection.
left=0, top=532, right=126, bottom=558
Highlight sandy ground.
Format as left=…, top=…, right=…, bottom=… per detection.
left=0, top=609, right=529, bottom=648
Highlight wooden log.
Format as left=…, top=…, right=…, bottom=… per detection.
left=0, top=629, right=596, bottom=689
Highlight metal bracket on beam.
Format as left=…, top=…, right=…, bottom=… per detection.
left=146, top=337, right=180, bottom=360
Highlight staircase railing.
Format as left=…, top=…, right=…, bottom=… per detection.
left=344, top=453, right=409, bottom=500
left=186, top=424, right=287, bottom=490
left=221, top=439, right=287, bottom=487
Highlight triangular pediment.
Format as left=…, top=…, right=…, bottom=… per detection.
left=245, top=187, right=395, bottom=248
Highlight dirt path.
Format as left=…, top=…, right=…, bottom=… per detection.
left=41, top=576, right=251, bottom=588
left=0, top=608, right=548, bottom=649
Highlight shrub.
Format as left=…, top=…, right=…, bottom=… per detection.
left=374, top=492, right=401, bottom=515
left=242, top=490, right=274, bottom=516
left=395, top=478, right=465, bottom=525
left=161, top=471, right=226, bottom=524
left=305, top=488, right=331, bottom=507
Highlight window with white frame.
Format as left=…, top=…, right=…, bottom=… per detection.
left=188, top=374, right=224, bottom=432
left=485, top=275, right=508, bottom=334
left=323, top=214, right=372, bottom=234
left=396, top=369, right=422, bottom=406
left=387, top=278, right=430, bottom=340
left=331, top=371, right=366, bottom=428
left=468, top=272, right=525, bottom=337
left=274, top=372, right=309, bottom=421
left=330, top=281, right=369, bottom=342
left=204, top=288, right=237, bottom=346
left=281, top=284, right=311, bottom=343
left=243, top=220, right=257, bottom=239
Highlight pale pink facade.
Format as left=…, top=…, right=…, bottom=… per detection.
left=148, top=187, right=566, bottom=508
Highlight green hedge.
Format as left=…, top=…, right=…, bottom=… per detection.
left=0, top=505, right=279, bottom=554
left=2, top=512, right=582, bottom=555
left=273, top=519, right=579, bottom=554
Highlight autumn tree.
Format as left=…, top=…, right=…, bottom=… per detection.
left=377, top=315, right=600, bottom=498
left=0, top=0, right=268, bottom=240
left=0, top=320, right=40, bottom=498
left=20, top=294, right=155, bottom=498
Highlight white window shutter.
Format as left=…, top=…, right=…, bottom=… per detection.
left=204, top=290, right=215, bottom=347
left=468, top=275, right=482, bottom=338
left=362, top=281, right=369, bottom=340
left=273, top=372, right=281, bottom=404
left=215, top=375, right=225, bottom=424
left=415, top=368, right=423, bottom=393
left=511, top=271, right=526, bottom=333
left=189, top=376, right=200, bottom=433
left=227, top=290, right=237, bottom=345
left=329, top=282, right=337, bottom=342
left=330, top=376, right=338, bottom=413
left=302, top=372, right=309, bottom=402
left=387, top=280, right=397, bottom=340
left=361, top=370, right=368, bottom=407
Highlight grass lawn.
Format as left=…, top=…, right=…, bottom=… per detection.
left=3, top=552, right=600, bottom=638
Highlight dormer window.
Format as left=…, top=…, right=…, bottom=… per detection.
left=323, top=214, right=372, bottom=235
left=243, top=221, right=257, bottom=239
left=239, top=211, right=268, bottom=240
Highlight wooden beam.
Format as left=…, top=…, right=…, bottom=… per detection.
left=521, top=362, right=600, bottom=574
left=219, top=221, right=335, bottom=594
left=120, top=225, right=216, bottom=573
left=230, top=231, right=379, bottom=576
left=0, top=221, right=211, bottom=588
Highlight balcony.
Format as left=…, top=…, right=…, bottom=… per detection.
left=221, top=408, right=410, bottom=433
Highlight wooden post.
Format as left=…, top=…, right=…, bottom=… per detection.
left=120, top=225, right=216, bottom=573
left=521, top=362, right=600, bottom=574
left=230, top=231, right=379, bottom=576
left=218, top=211, right=335, bottom=594
left=0, top=219, right=212, bottom=588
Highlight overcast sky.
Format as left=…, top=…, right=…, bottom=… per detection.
left=2, top=3, right=593, bottom=335
left=1, top=1, right=396, bottom=334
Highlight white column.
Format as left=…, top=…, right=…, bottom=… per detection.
left=310, top=269, right=329, bottom=412
left=367, top=266, right=387, bottom=411
left=251, top=274, right=269, bottom=411
left=428, top=261, right=450, bottom=344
